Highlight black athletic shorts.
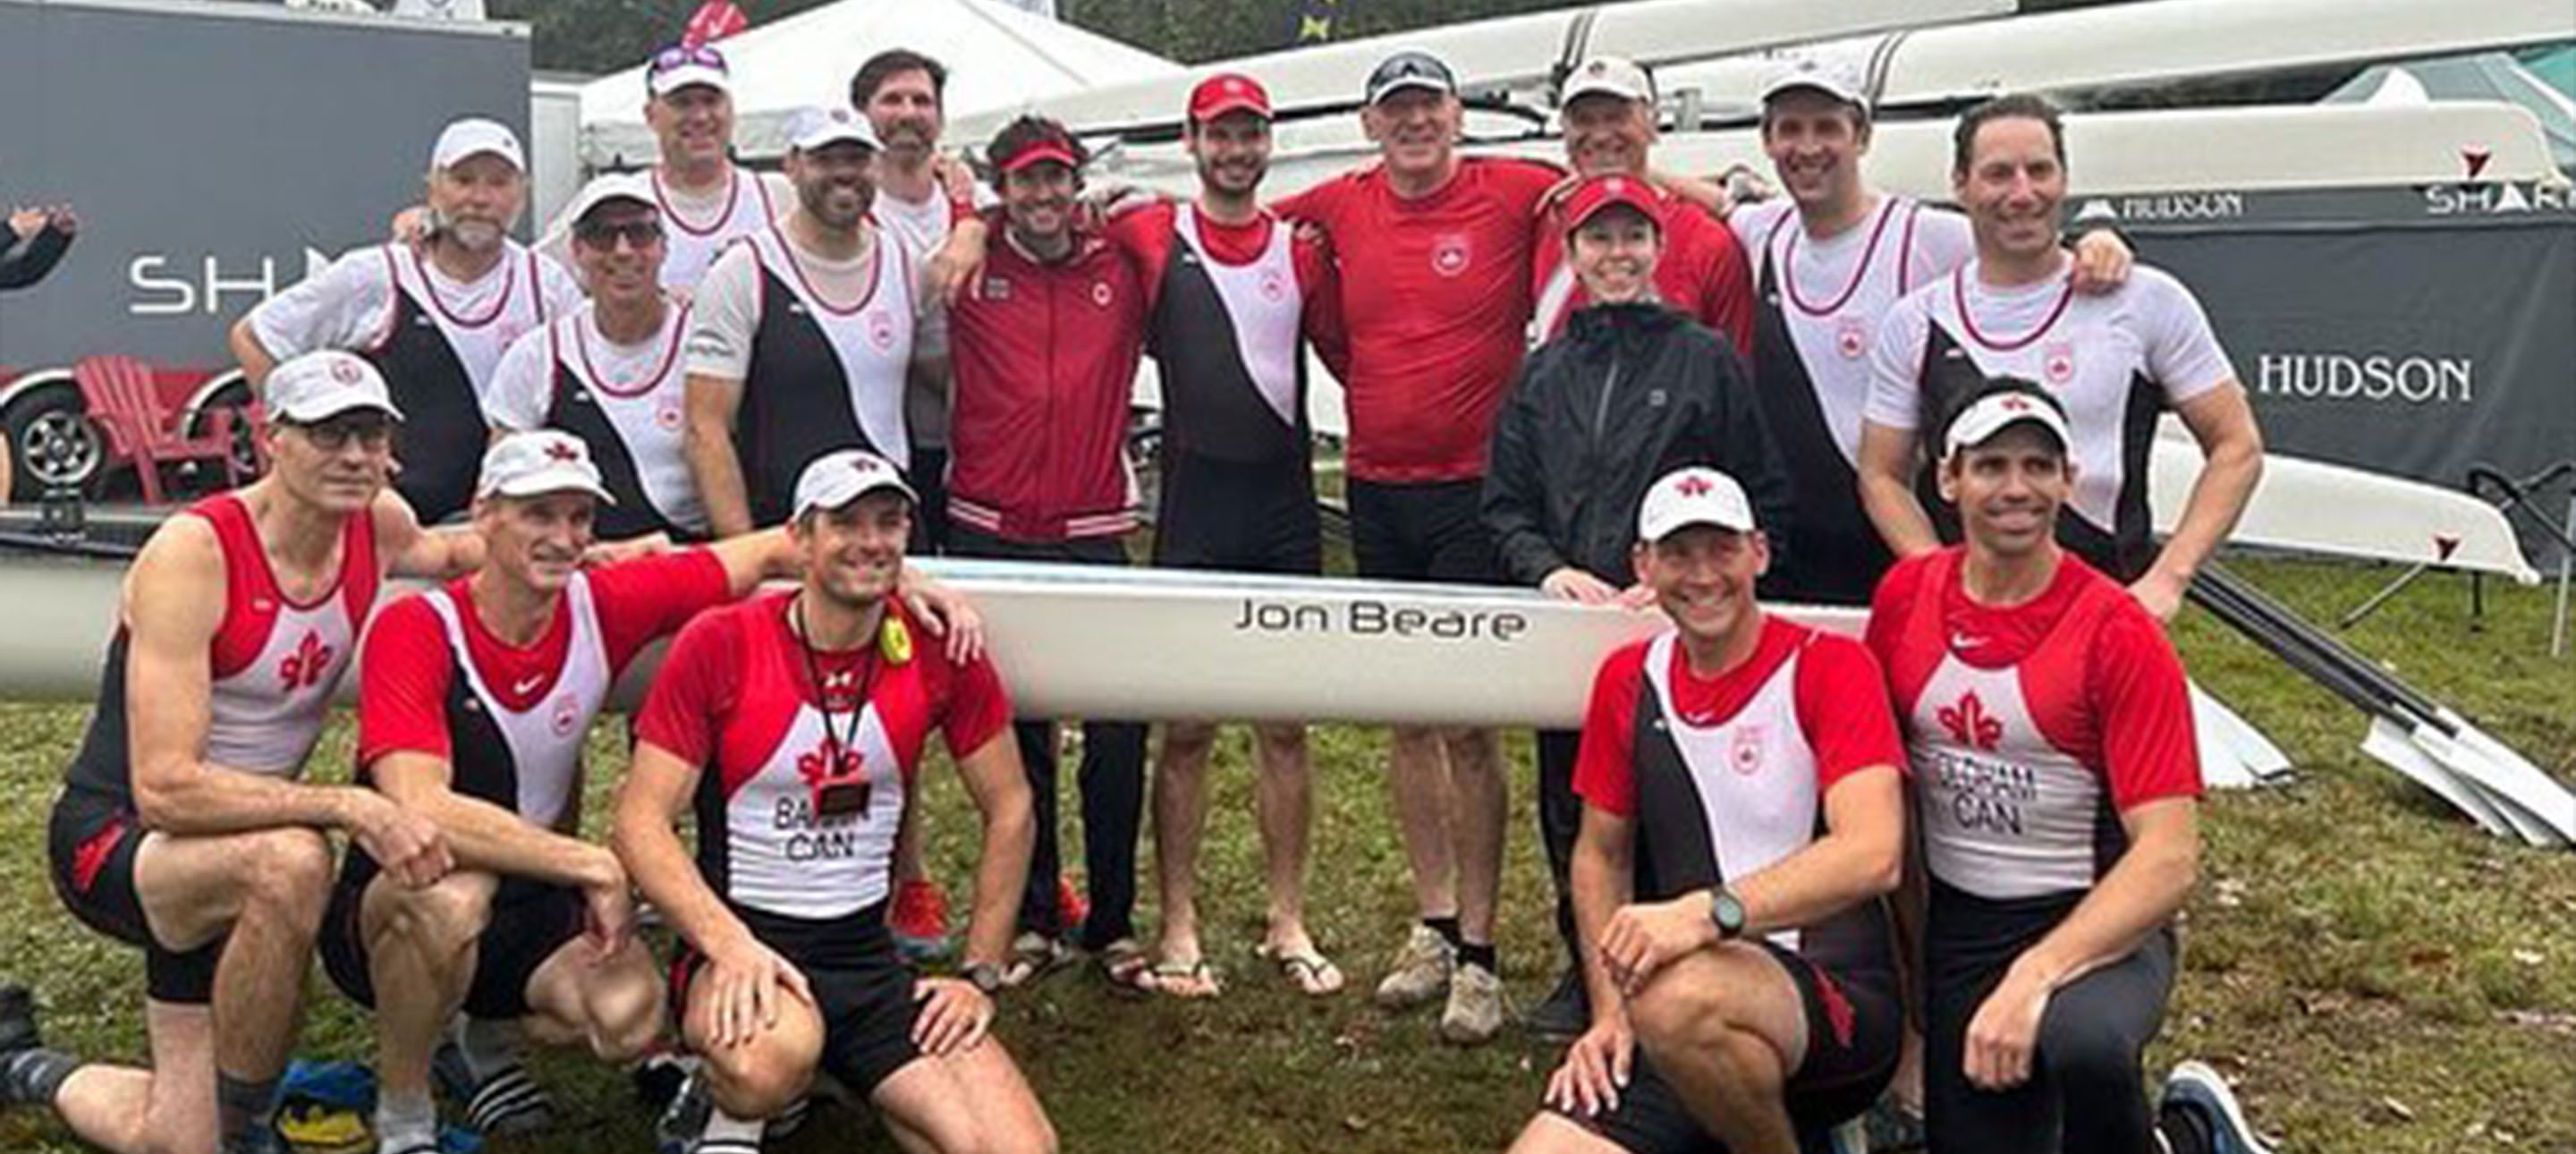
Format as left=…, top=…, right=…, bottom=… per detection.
left=1153, top=452, right=1321, bottom=575
left=320, top=869, right=585, bottom=1022
left=47, top=785, right=225, bottom=1005
left=1559, top=938, right=1902, bottom=1152
left=671, top=903, right=923, bottom=1099
left=1346, top=477, right=1502, bottom=585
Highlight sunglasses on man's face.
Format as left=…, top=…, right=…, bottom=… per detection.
left=292, top=414, right=394, bottom=451
left=575, top=218, right=665, bottom=250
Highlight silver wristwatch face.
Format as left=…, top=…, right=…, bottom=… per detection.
left=1712, top=890, right=1746, bottom=937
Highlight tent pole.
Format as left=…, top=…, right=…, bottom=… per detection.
left=2555, top=490, right=2573, bottom=658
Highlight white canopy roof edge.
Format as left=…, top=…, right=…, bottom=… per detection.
left=576, top=0, right=1180, bottom=170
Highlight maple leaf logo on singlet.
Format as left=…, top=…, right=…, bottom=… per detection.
left=1729, top=725, right=1767, bottom=776
left=277, top=631, right=335, bottom=692
left=797, top=739, right=862, bottom=786
left=2042, top=343, right=2077, bottom=387
left=1937, top=691, right=2004, bottom=752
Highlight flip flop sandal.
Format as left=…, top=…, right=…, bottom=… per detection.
left=1115, top=959, right=1222, bottom=999
left=1257, top=944, right=1346, bottom=997
left=1000, top=932, right=1072, bottom=988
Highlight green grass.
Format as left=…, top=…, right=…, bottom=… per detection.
left=2, top=556, right=2572, bottom=1153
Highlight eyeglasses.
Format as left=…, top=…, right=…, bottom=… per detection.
left=574, top=218, right=665, bottom=250
left=649, top=43, right=728, bottom=76
left=291, top=414, right=394, bottom=452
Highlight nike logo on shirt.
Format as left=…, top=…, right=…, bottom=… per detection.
left=1950, top=632, right=1986, bottom=651
left=512, top=674, right=547, bottom=696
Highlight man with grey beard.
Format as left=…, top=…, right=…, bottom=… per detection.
left=234, top=118, right=582, bottom=523
left=684, top=107, right=932, bottom=536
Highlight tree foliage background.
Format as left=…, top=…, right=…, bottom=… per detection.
left=496, top=0, right=2121, bottom=79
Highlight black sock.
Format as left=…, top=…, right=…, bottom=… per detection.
left=2158, top=1101, right=2216, bottom=1154
left=0, top=1048, right=78, bottom=1107
left=216, top=1072, right=283, bottom=1154
left=1423, top=916, right=1463, bottom=952
left=1458, top=942, right=1498, bottom=974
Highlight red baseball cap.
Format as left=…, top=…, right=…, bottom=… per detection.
left=1189, top=73, right=1272, bottom=123
left=1559, top=174, right=1662, bottom=234
left=1000, top=142, right=1080, bottom=173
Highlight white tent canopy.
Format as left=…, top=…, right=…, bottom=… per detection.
left=576, top=0, right=1179, bottom=170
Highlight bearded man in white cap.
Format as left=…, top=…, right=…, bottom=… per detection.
left=617, top=449, right=1050, bottom=1154
left=234, top=117, right=583, bottom=523
left=685, top=108, right=930, bottom=538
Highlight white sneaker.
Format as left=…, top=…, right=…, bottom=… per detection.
left=2161, top=1060, right=2276, bottom=1154
left=1439, top=962, right=1506, bottom=1045
left=1372, top=925, right=1456, bottom=1011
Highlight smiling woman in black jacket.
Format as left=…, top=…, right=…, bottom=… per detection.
left=1481, top=173, right=1794, bottom=1036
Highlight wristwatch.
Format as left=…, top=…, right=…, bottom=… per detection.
left=964, top=962, right=1005, bottom=995
left=1707, top=887, right=1747, bottom=941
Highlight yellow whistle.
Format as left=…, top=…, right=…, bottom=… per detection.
left=881, top=615, right=914, bottom=665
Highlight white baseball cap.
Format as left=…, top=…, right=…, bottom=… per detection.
left=563, top=172, right=658, bottom=227
left=792, top=449, right=917, bottom=520
left=478, top=430, right=615, bottom=503
left=1758, top=56, right=1870, bottom=114
left=266, top=351, right=403, bottom=424
left=1943, top=389, right=2072, bottom=461
left=1638, top=467, right=1758, bottom=542
left=787, top=106, right=882, bottom=154
left=1562, top=55, right=1655, bottom=106
left=430, top=116, right=527, bottom=172
left=647, top=43, right=733, bottom=98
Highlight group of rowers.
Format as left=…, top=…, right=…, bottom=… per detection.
left=0, top=31, right=2277, bottom=1154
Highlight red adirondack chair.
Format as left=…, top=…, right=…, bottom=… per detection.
left=73, top=355, right=252, bottom=504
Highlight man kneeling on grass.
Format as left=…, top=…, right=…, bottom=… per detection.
left=1866, top=382, right=2269, bottom=1154
left=614, top=450, right=1051, bottom=1154
left=1507, top=466, right=1907, bottom=1154
left=318, top=431, right=809, bottom=1151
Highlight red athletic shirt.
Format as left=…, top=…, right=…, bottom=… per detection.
left=1532, top=188, right=1755, bottom=356
left=1574, top=615, right=1903, bottom=817
left=1274, top=157, right=1563, bottom=483
left=357, top=550, right=728, bottom=766
left=945, top=214, right=1149, bottom=541
left=1106, top=200, right=1352, bottom=381
left=634, top=592, right=1011, bottom=782
left=1865, top=549, right=2200, bottom=810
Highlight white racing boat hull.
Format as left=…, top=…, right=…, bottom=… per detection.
left=0, top=551, right=2286, bottom=787
left=1654, top=0, right=2575, bottom=117
left=2149, top=420, right=2540, bottom=583
left=0, top=551, right=1835, bottom=725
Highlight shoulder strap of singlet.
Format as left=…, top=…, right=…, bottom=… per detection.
left=1761, top=206, right=1797, bottom=263
left=368, top=243, right=405, bottom=352
left=883, top=225, right=915, bottom=315
left=1909, top=552, right=1957, bottom=652
left=528, top=250, right=549, bottom=323
left=341, top=496, right=381, bottom=624
left=2043, top=564, right=2130, bottom=655
left=546, top=311, right=570, bottom=408
left=1895, top=199, right=1924, bottom=296
left=181, top=491, right=254, bottom=581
